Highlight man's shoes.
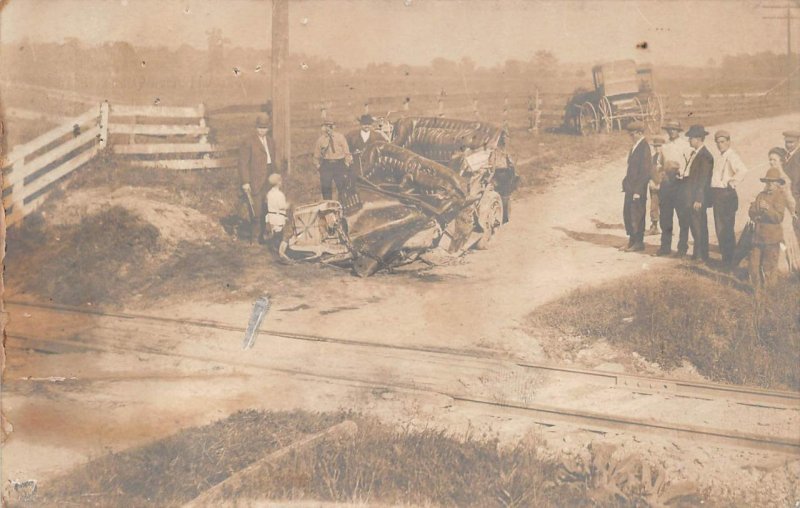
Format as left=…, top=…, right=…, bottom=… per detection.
left=647, top=223, right=659, bottom=236
left=655, top=248, right=671, bottom=257
left=629, top=242, right=645, bottom=252
left=672, top=250, right=687, bottom=258
left=619, top=242, right=634, bottom=252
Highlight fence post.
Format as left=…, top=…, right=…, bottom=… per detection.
left=403, top=97, right=410, bottom=113
left=198, top=102, right=208, bottom=144
left=98, top=101, right=110, bottom=149
left=473, top=98, right=480, bottom=119
left=321, top=103, right=328, bottom=121
left=437, top=96, right=444, bottom=117
left=363, top=102, right=369, bottom=114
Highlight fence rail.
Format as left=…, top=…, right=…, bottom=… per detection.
left=2, top=104, right=106, bottom=225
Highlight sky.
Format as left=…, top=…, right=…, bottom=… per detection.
left=0, top=0, right=794, bottom=68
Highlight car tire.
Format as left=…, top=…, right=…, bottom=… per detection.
left=476, top=191, right=503, bottom=250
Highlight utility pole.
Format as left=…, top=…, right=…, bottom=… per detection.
left=762, top=2, right=800, bottom=107
left=271, top=0, right=291, bottom=174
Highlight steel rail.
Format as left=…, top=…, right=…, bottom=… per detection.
left=5, top=330, right=800, bottom=456
left=7, top=299, right=799, bottom=410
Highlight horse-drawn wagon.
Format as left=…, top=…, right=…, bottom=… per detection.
left=564, top=60, right=664, bottom=135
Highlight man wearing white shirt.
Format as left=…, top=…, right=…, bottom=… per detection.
left=656, top=120, right=691, bottom=256
left=711, top=130, right=747, bottom=267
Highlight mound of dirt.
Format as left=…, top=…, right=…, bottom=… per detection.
left=7, top=206, right=162, bottom=305
left=45, top=185, right=225, bottom=246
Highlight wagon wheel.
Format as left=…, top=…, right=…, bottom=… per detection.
left=646, top=95, right=665, bottom=132
left=632, top=97, right=646, bottom=130
left=598, top=96, right=613, bottom=133
left=578, top=102, right=599, bottom=135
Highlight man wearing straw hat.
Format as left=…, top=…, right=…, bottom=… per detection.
left=313, top=118, right=353, bottom=202
left=239, top=114, right=277, bottom=244
left=656, top=120, right=690, bottom=256
left=748, top=167, right=789, bottom=288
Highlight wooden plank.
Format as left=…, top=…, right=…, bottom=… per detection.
left=111, top=104, right=201, bottom=118
left=5, top=107, right=73, bottom=124
left=20, top=144, right=100, bottom=203
left=182, top=421, right=358, bottom=508
left=127, top=157, right=238, bottom=170
left=4, top=107, right=98, bottom=166
left=112, top=143, right=235, bottom=155
left=108, top=123, right=209, bottom=136
left=4, top=125, right=100, bottom=189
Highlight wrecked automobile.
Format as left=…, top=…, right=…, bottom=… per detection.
left=282, top=117, right=517, bottom=277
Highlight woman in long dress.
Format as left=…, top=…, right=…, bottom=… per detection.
left=767, top=147, right=799, bottom=273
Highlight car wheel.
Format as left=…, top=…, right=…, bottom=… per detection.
left=476, top=191, right=503, bottom=250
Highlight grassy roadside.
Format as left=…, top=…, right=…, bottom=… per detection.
left=529, top=266, right=800, bottom=389
left=22, top=409, right=705, bottom=508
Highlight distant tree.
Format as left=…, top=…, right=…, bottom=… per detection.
left=430, top=57, right=458, bottom=75
left=206, top=28, right=230, bottom=74
left=533, top=50, right=558, bottom=75
left=459, top=56, right=476, bottom=74
left=503, top=59, right=524, bottom=76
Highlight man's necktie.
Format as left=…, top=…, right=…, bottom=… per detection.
left=328, top=134, right=336, bottom=154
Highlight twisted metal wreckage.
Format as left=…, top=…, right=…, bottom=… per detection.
left=283, top=117, right=518, bottom=277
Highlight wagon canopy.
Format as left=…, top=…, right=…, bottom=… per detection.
left=592, top=59, right=639, bottom=98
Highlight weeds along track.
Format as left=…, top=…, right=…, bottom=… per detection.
left=6, top=300, right=800, bottom=455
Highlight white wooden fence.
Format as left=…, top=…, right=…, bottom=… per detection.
left=2, top=104, right=108, bottom=225
left=3, top=101, right=236, bottom=226
left=109, top=103, right=237, bottom=170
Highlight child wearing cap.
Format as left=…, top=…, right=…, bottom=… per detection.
left=748, top=162, right=788, bottom=288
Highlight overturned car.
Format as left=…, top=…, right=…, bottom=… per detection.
left=282, top=117, right=517, bottom=277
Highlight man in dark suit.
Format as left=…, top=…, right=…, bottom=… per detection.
left=239, top=114, right=277, bottom=244
left=783, top=130, right=800, bottom=236
left=621, top=121, right=652, bottom=252
left=679, top=125, right=714, bottom=261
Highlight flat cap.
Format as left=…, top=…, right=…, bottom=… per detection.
left=662, top=120, right=683, bottom=131
left=626, top=121, right=645, bottom=132
left=782, top=130, right=800, bottom=139
left=651, top=136, right=665, bottom=146
left=268, top=173, right=282, bottom=186
left=714, top=130, right=731, bottom=140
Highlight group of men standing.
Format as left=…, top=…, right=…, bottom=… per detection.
left=237, top=113, right=390, bottom=246
left=622, top=120, right=800, bottom=283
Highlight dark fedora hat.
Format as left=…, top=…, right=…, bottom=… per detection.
left=358, top=114, right=374, bottom=125
left=760, top=167, right=786, bottom=184
left=255, top=115, right=271, bottom=128
left=625, top=121, right=645, bottom=132
left=685, top=125, right=709, bottom=138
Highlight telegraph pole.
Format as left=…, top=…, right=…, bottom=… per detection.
left=762, top=2, right=800, bottom=107
left=271, top=0, right=291, bottom=174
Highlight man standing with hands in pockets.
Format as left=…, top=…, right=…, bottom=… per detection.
left=710, top=130, right=747, bottom=268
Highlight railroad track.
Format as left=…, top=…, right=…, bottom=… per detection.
left=5, top=299, right=800, bottom=455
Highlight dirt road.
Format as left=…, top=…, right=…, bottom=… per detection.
left=4, top=113, right=800, bottom=500
left=146, top=112, right=800, bottom=360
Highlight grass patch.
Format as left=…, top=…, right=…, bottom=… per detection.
left=23, top=410, right=704, bottom=508
left=529, top=266, right=800, bottom=389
